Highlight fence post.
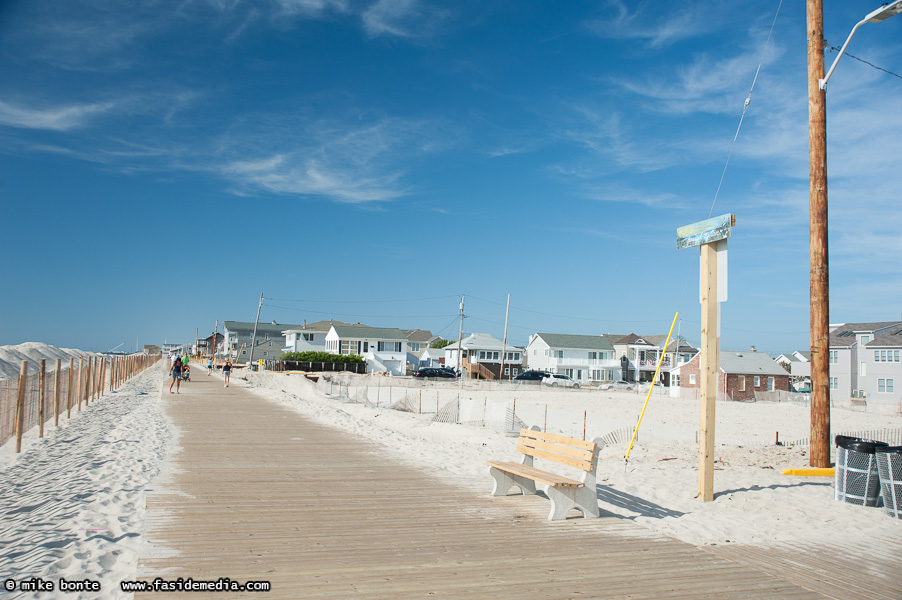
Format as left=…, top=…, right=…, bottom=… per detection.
left=77, top=356, right=84, bottom=411
left=39, top=359, right=46, bottom=438
left=54, top=358, right=61, bottom=427
left=67, top=357, right=74, bottom=418
left=15, top=361, right=28, bottom=453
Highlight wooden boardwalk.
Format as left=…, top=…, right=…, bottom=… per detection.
left=137, top=374, right=832, bottom=599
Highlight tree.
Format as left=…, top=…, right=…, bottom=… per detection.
left=430, top=339, right=451, bottom=349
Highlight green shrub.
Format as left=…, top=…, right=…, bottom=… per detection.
left=278, top=351, right=365, bottom=364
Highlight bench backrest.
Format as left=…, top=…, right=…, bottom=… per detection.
left=516, top=429, right=598, bottom=472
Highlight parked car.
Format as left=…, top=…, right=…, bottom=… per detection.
left=601, top=380, right=634, bottom=391
left=413, top=367, right=456, bottom=378
left=513, top=370, right=549, bottom=381
left=541, top=373, right=580, bottom=388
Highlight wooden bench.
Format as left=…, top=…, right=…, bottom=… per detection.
left=486, top=428, right=605, bottom=520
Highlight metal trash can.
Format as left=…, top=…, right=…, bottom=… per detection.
left=875, top=446, right=902, bottom=519
left=834, top=435, right=888, bottom=507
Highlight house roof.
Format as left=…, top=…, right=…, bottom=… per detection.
left=829, top=321, right=901, bottom=347
left=777, top=353, right=800, bottom=363
left=224, top=321, right=303, bottom=335
left=283, top=320, right=360, bottom=333
left=444, top=333, right=523, bottom=352
left=403, top=329, right=438, bottom=343
left=795, top=350, right=811, bottom=361
left=419, top=347, right=445, bottom=359
left=330, top=325, right=407, bottom=341
left=534, top=333, right=614, bottom=351
left=719, top=351, right=789, bottom=376
left=866, top=328, right=902, bottom=348
left=614, top=333, right=649, bottom=345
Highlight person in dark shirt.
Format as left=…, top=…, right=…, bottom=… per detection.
left=169, top=359, right=182, bottom=394
left=223, top=361, right=232, bottom=387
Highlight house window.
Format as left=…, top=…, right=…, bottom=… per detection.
left=829, top=350, right=838, bottom=364
left=410, top=343, right=420, bottom=352
left=565, top=369, right=573, bottom=378
left=674, top=374, right=681, bottom=386
left=689, top=374, right=696, bottom=384
left=878, top=379, right=895, bottom=393
left=896, top=350, right=901, bottom=362
left=738, top=376, right=745, bottom=391
left=768, top=377, right=774, bottom=391
left=861, top=335, right=871, bottom=344
left=860, top=362, right=866, bottom=376
left=588, top=352, right=597, bottom=360
left=304, top=333, right=314, bottom=341
left=503, top=368, right=509, bottom=376
left=554, top=350, right=563, bottom=359
left=377, top=341, right=402, bottom=352
left=754, top=376, right=760, bottom=387
left=830, top=377, right=839, bottom=390
left=513, top=368, right=519, bottom=376
left=479, top=351, right=486, bottom=360
left=876, top=350, right=881, bottom=361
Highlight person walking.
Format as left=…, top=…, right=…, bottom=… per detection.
left=169, top=359, right=183, bottom=394
left=223, top=360, right=232, bottom=387
left=207, top=357, right=213, bottom=375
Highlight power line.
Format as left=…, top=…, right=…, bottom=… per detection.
left=826, top=43, right=902, bottom=81
left=263, top=303, right=457, bottom=320
left=266, top=294, right=461, bottom=304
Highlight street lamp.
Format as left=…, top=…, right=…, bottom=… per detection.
left=820, top=1, right=902, bottom=89
left=806, top=0, right=901, bottom=468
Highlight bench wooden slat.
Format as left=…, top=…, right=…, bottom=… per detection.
left=518, top=437, right=595, bottom=464
left=516, top=443, right=595, bottom=472
left=486, top=460, right=583, bottom=488
left=519, top=429, right=597, bottom=452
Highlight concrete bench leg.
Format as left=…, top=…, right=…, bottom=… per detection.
left=545, top=485, right=600, bottom=521
left=488, top=467, right=537, bottom=497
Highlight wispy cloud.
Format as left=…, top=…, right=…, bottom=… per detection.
left=582, top=183, right=690, bottom=209
left=584, top=0, right=727, bottom=48
left=0, top=100, right=114, bottom=131
left=361, top=0, right=451, bottom=40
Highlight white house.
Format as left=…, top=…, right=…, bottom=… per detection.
left=829, top=321, right=901, bottom=410
left=775, top=350, right=811, bottom=391
left=417, top=347, right=446, bottom=368
left=859, top=326, right=902, bottom=414
left=403, top=329, right=441, bottom=372
left=282, top=320, right=357, bottom=353
left=525, top=333, right=620, bottom=385
left=325, top=325, right=408, bottom=376
left=613, top=334, right=696, bottom=384
left=444, top=333, right=524, bottom=380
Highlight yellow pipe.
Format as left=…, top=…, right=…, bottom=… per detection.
left=624, top=311, right=679, bottom=463
left=782, top=468, right=834, bottom=477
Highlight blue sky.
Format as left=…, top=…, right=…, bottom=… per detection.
left=1, top=0, right=900, bottom=355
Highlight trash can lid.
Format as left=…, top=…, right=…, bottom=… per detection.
left=875, top=446, right=902, bottom=455
left=836, top=435, right=889, bottom=453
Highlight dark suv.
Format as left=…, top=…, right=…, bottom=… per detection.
left=513, top=370, right=549, bottom=381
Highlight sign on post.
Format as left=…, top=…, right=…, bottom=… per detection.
left=678, top=214, right=734, bottom=503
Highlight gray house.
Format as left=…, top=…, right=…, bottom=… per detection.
left=223, top=320, right=303, bottom=362
left=829, top=321, right=901, bottom=409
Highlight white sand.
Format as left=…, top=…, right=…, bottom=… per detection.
left=0, top=342, right=99, bottom=380
left=0, top=361, right=171, bottom=600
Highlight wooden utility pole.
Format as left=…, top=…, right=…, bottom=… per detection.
left=499, top=293, right=510, bottom=380
left=456, top=295, right=465, bottom=379
left=248, top=293, right=264, bottom=367
left=807, top=0, right=831, bottom=468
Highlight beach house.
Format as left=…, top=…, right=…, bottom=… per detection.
left=861, top=328, right=902, bottom=414
left=223, top=320, right=303, bottom=362
left=829, top=320, right=902, bottom=413
left=281, top=320, right=358, bottom=354
left=613, top=334, right=696, bottom=383
left=324, top=325, right=408, bottom=376
left=525, top=333, right=621, bottom=385
left=678, top=349, right=791, bottom=401
left=443, top=333, right=524, bottom=380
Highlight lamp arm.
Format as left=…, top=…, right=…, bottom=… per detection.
left=819, top=17, right=869, bottom=90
